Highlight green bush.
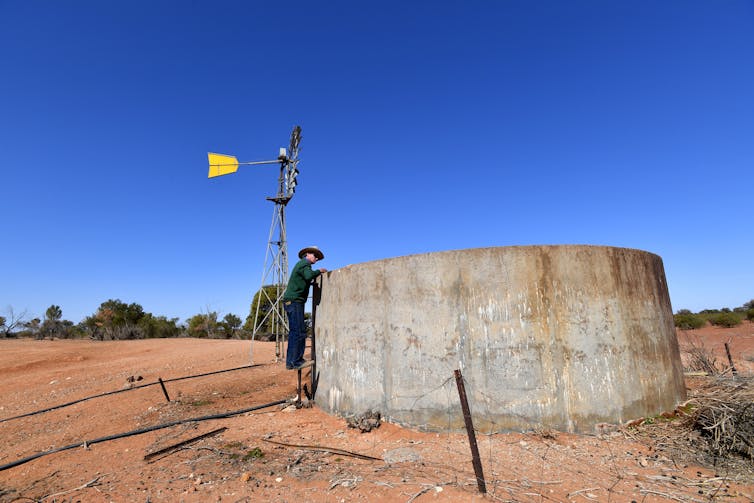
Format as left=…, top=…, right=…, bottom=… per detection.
left=747, top=309, right=754, bottom=322
left=699, top=309, right=721, bottom=315
left=709, top=312, right=743, bottom=328
left=674, top=313, right=707, bottom=330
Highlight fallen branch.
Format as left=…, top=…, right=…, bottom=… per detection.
left=328, top=474, right=362, bottom=490
left=682, top=376, right=754, bottom=461
left=639, top=488, right=704, bottom=503
left=522, top=478, right=563, bottom=486
left=406, top=486, right=433, bottom=502
left=262, top=438, right=381, bottom=461
left=41, top=475, right=103, bottom=500
left=567, top=487, right=601, bottom=498
left=144, top=427, right=227, bottom=462
left=21, top=470, right=60, bottom=495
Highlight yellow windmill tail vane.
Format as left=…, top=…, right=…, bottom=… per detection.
left=207, top=153, right=240, bottom=178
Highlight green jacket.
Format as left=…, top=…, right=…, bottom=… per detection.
left=283, top=258, right=322, bottom=302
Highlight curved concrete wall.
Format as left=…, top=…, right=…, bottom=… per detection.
left=314, top=245, right=686, bottom=433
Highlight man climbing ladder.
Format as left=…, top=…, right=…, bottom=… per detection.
left=283, top=246, right=327, bottom=370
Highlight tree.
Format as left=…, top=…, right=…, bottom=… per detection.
left=46, top=304, right=62, bottom=321
left=79, top=300, right=184, bottom=340
left=699, top=309, right=721, bottom=315
left=709, top=312, right=743, bottom=328
left=22, top=318, right=41, bottom=338
left=78, top=315, right=101, bottom=340
left=674, top=312, right=706, bottom=330
left=187, top=311, right=218, bottom=338
left=221, top=313, right=242, bottom=339
left=137, top=314, right=182, bottom=339
left=304, top=312, right=313, bottom=335
left=40, top=304, right=63, bottom=339
left=244, top=285, right=286, bottom=339
left=1, top=306, right=27, bottom=338
left=82, top=299, right=147, bottom=340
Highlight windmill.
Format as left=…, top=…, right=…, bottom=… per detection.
left=207, top=126, right=302, bottom=361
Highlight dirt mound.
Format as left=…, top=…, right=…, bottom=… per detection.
left=1, top=329, right=753, bottom=502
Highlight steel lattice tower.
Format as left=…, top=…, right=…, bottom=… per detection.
left=207, top=126, right=301, bottom=363
left=251, top=126, right=301, bottom=361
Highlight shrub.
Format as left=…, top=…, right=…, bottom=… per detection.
left=709, top=312, right=743, bottom=328
left=747, top=309, right=754, bottom=322
left=674, top=313, right=707, bottom=330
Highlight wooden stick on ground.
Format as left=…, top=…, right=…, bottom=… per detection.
left=262, top=438, right=381, bottom=461
left=144, top=427, right=227, bottom=462
left=41, top=475, right=104, bottom=500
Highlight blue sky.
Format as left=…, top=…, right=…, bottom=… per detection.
left=2, top=1, right=752, bottom=324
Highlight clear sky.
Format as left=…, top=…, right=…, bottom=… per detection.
left=2, top=1, right=752, bottom=324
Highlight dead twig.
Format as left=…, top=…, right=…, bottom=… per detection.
left=639, top=488, right=705, bottom=503
left=521, top=478, right=563, bottom=486
left=21, top=470, right=61, bottom=494
left=328, top=472, right=362, bottom=490
left=682, top=336, right=723, bottom=375
left=405, top=482, right=456, bottom=503
left=567, top=487, right=601, bottom=498
left=262, top=438, right=380, bottom=461
left=682, top=376, right=754, bottom=461
left=144, top=427, right=227, bottom=462
left=286, top=453, right=305, bottom=471
left=686, top=476, right=727, bottom=486
left=40, top=475, right=104, bottom=500
left=406, top=485, right=433, bottom=502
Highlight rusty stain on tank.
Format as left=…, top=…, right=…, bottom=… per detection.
left=314, top=245, right=685, bottom=433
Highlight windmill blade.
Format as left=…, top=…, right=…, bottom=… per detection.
left=288, top=126, right=302, bottom=161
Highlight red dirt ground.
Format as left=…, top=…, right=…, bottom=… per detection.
left=1, top=323, right=753, bottom=502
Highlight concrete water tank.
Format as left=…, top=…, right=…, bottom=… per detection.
left=313, top=245, right=686, bottom=433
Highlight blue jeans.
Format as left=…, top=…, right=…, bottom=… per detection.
left=284, top=301, right=306, bottom=368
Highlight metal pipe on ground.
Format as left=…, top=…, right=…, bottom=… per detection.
left=0, top=398, right=289, bottom=472
left=0, top=364, right=262, bottom=424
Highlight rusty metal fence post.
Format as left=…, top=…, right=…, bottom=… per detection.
left=454, top=369, right=487, bottom=494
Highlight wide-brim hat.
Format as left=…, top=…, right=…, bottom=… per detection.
left=298, top=246, right=324, bottom=260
